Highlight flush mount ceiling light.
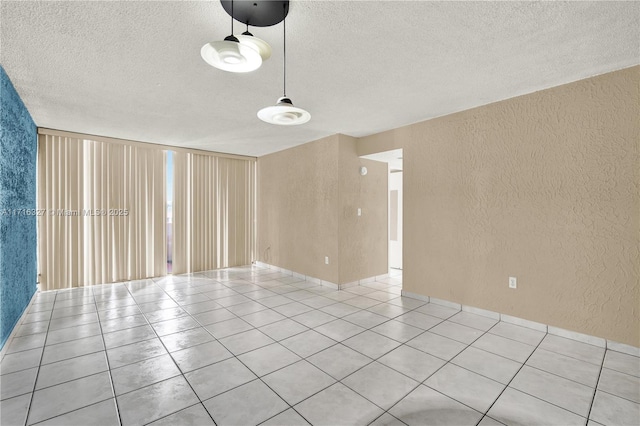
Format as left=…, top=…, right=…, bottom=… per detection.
left=201, top=1, right=287, bottom=73
left=258, top=9, right=310, bottom=126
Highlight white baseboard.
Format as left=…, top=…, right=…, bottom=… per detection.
left=430, top=297, right=462, bottom=310
left=257, top=262, right=377, bottom=290
left=321, top=280, right=339, bottom=290
left=548, top=326, right=606, bottom=348
left=499, top=314, right=548, bottom=333
left=254, top=263, right=640, bottom=353
left=607, top=340, right=640, bottom=357
left=462, top=305, right=500, bottom=320
left=399, top=292, right=639, bottom=352
left=401, top=290, right=429, bottom=302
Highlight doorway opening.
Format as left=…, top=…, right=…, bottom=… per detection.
left=359, top=149, right=403, bottom=280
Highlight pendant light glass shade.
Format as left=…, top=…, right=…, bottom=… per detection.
left=258, top=97, right=310, bottom=125
left=237, top=31, right=272, bottom=60
left=257, top=10, right=310, bottom=126
left=201, top=35, right=262, bottom=73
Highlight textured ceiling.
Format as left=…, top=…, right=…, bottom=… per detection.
left=1, top=1, right=638, bottom=157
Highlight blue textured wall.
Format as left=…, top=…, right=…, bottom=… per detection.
left=0, top=65, right=37, bottom=349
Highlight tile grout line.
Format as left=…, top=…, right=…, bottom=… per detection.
left=266, top=296, right=443, bottom=423
left=20, top=289, right=121, bottom=426
left=21, top=291, right=58, bottom=426
left=335, top=304, right=515, bottom=423
left=120, top=280, right=221, bottom=426
left=480, top=367, right=599, bottom=422
left=166, top=275, right=323, bottom=426
left=139, top=402, right=210, bottom=426
left=91, top=287, right=124, bottom=426
left=481, top=343, right=614, bottom=420
left=474, top=326, right=549, bottom=425
left=96, top=276, right=386, bottom=352
left=9, top=267, right=623, bottom=426
left=139, top=275, right=308, bottom=424
left=585, top=347, right=608, bottom=423
left=376, top=314, right=499, bottom=425
left=281, top=295, right=448, bottom=390
left=522, top=360, right=603, bottom=389
left=7, top=280, right=452, bottom=388
left=592, top=387, right=639, bottom=405
left=542, top=342, right=609, bottom=365
left=159, top=271, right=400, bottom=425
left=218, top=276, right=611, bottom=426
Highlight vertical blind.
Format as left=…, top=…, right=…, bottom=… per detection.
left=38, top=133, right=166, bottom=290
left=172, top=151, right=256, bottom=274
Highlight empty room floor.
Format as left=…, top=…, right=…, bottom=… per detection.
left=1, top=266, right=638, bottom=426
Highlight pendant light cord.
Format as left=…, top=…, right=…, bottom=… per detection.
left=283, top=8, right=286, bottom=97
left=231, top=0, right=234, bottom=34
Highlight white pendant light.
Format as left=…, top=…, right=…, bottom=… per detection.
left=201, top=0, right=262, bottom=73
left=201, top=36, right=262, bottom=72
left=258, top=12, right=310, bottom=125
left=237, top=26, right=272, bottom=60
left=258, top=96, right=310, bottom=125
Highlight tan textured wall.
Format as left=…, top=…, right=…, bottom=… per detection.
left=360, top=66, right=640, bottom=346
left=338, top=135, right=388, bottom=284
left=257, top=134, right=388, bottom=285
left=258, top=135, right=340, bottom=283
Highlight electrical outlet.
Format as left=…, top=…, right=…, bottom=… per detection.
left=509, top=276, right=517, bottom=289
left=325, top=256, right=329, bottom=265
left=357, top=208, right=362, bottom=216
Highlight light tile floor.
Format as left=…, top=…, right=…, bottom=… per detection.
left=1, top=266, right=639, bottom=426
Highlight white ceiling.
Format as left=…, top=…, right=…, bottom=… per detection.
left=2, top=1, right=638, bottom=157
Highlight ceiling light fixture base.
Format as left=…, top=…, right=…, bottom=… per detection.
left=220, top=0, right=289, bottom=27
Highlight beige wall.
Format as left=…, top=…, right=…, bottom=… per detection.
left=258, top=135, right=340, bottom=283
left=257, top=134, right=388, bottom=285
left=338, top=135, right=388, bottom=284
left=359, top=66, right=639, bottom=346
